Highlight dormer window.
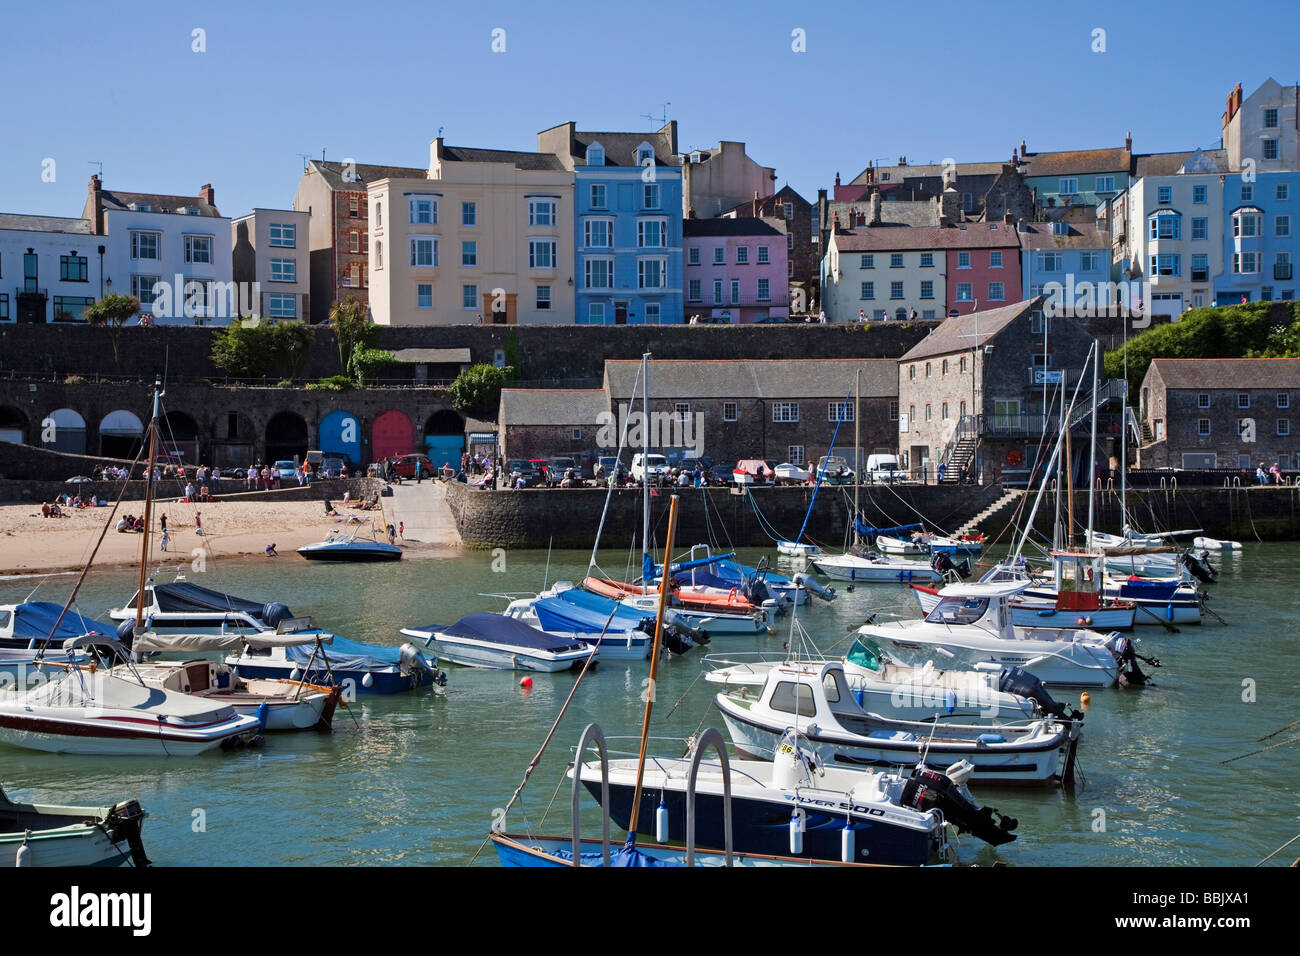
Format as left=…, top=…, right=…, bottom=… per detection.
left=636, top=143, right=654, bottom=167
left=587, top=143, right=605, bottom=166
left=129, top=202, right=152, bottom=213
left=1051, top=221, right=1068, bottom=236
left=690, top=151, right=702, bottom=164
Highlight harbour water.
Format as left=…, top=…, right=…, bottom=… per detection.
left=2, top=542, right=1297, bottom=866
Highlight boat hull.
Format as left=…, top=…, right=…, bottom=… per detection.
left=425, top=637, right=590, bottom=672
left=811, top=556, right=941, bottom=583
left=0, top=713, right=256, bottom=756
left=297, top=544, right=401, bottom=562
left=228, top=661, right=433, bottom=694
left=1009, top=603, right=1136, bottom=631
left=490, top=833, right=871, bottom=867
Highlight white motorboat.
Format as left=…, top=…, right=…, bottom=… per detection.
left=0, top=602, right=104, bottom=688
left=401, top=612, right=595, bottom=672
left=1, top=785, right=150, bottom=867
left=0, top=637, right=262, bottom=756
left=298, top=521, right=401, bottom=562
left=111, top=581, right=295, bottom=634
left=1193, top=536, right=1242, bottom=551
left=572, top=730, right=1018, bottom=864
left=702, top=639, right=1059, bottom=723
left=776, top=541, right=822, bottom=558
left=876, top=534, right=927, bottom=557
left=810, top=551, right=943, bottom=584
left=130, top=630, right=340, bottom=731
left=858, top=580, right=1131, bottom=688
left=714, top=661, right=1081, bottom=786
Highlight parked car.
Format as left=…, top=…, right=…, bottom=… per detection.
left=864, top=453, right=907, bottom=483
left=273, top=459, right=298, bottom=481
left=505, top=459, right=544, bottom=487
left=774, top=462, right=811, bottom=484
left=754, top=315, right=790, bottom=324
left=709, top=464, right=735, bottom=485
left=391, top=454, right=434, bottom=479
left=545, top=456, right=579, bottom=486
left=630, top=453, right=670, bottom=484
left=815, top=455, right=856, bottom=485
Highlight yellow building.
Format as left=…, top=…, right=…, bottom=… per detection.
left=368, top=138, right=574, bottom=325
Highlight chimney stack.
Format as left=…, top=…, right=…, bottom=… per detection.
left=1125, top=131, right=1132, bottom=152
left=832, top=211, right=840, bottom=230
left=199, top=183, right=215, bottom=207
left=88, top=174, right=104, bottom=235
left=869, top=190, right=882, bottom=227
left=834, top=171, right=841, bottom=187
left=1020, top=139, right=1027, bottom=157
left=753, top=190, right=761, bottom=218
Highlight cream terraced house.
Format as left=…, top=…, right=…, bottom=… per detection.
left=367, top=139, right=574, bottom=326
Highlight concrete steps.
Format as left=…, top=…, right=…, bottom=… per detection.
left=955, top=487, right=1024, bottom=536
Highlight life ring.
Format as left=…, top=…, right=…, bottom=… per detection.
left=1006, top=450, right=1023, bottom=467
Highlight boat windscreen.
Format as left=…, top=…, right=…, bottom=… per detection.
left=925, top=596, right=989, bottom=626
left=846, top=638, right=883, bottom=672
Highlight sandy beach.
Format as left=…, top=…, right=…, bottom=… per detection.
left=0, top=497, right=401, bottom=575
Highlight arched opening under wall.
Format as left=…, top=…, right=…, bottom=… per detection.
left=319, top=409, right=362, bottom=466
left=99, top=410, right=144, bottom=460
left=371, top=410, right=413, bottom=463
left=0, top=406, right=28, bottom=446
left=43, top=408, right=86, bottom=455
left=423, top=409, right=465, bottom=472
left=159, top=411, right=201, bottom=465
left=211, top=410, right=257, bottom=469
left=266, top=411, right=309, bottom=466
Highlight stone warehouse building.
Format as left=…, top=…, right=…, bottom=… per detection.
left=1136, top=358, right=1300, bottom=470
left=897, top=297, right=1108, bottom=481
left=498, top=388, right=608, bottom=462
left=602, top=358, right=899, bottom=468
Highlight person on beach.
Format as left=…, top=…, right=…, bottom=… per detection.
left=386, top=524, right=397, bottom=546
left=41, top=503, right=51, bottom=518
left=160, top=528, right=170, bottom=552
left=398, top=522, right=404, bottom=540
left=195, top=512, right=204, bottom=535
left=265, top=543, right=278, bottom=557
left=415, top=459, right=423, bottom=484
left=115, top=516, right=128, bottom=532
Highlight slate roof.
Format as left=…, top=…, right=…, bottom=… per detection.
left=439, top=146, right=566, bottom=172
left=1020, top=147, right=1130, bottom=178
left=1132, top=149, right=1228, bottom=178
left=99, top=190, right=223, bottom=217
left=604, top=359, right=898, bottom=401
left=899, top=299, right=1041, bottom=362
left=500, top=388, right=608, bottom=426
left=832, top=221, right=1021, bottom=252
left=683, top=217, right=785, bottom=238
left=1150, top=357, right=1300, bottom=390
left=571, top=130, right=678, bottom=167
left=1016, top=221, right=1111, bottom=250
left=852, top=161, right=1008, bottom=184
left=0, top=213, right=94, bottom=234
left=310, top=160, right=426, bottom=190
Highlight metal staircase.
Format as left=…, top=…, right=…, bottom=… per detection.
left=942, top=436, right=980, bottom=483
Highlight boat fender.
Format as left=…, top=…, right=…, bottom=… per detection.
left=789, top=809, right=805, bottom=856
left=945, top=690, right=957, bottom=714
left=15, top=838, right=30, bottom=867
left=520, top=676, right=533, bottom=690
left=976, top=733, right=1005, bottom=745
left=289, top=667, right=301, bottom=681
left=256, top=701, right=270, bottom=733
left=656, top=801, right=670, bottom=844
left=841, top=822, right=856, bottom=863
left=362, top=673, right=374, bottom=689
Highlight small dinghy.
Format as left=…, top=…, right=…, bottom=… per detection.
left=401, top=612, right=595, bottom=672
left=573, top=729, right=1016, bottom=865
left=2, top=785, right=150, bottom=867
left=776, top=541, right=822, bottom=558
left=810, top=551, right=945, bottom=584
left=298, top=521, right=401, bottom=562
left=1193, top=536, right=1242, bottom=552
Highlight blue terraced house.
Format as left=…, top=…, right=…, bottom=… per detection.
left=1213, top=172, right=1300, bottom=305
left=1018, top=220, right=1114, bottom=305
left=539, top=121, right=684, bottom=324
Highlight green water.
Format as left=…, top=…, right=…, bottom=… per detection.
left=2, top=542, right=1297, bottom=866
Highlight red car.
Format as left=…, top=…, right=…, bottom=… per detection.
left=389, top=454, right=434, bottom=478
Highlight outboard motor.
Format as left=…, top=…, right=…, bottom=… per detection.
left=772, top=729, right=823, bottom=789
left=998, top=666, right=1068, bottom=718
left=741, top=574, right=776, bottom=608
left=399, top=643, right=444, bottom=686
left=1181, top=550, right=1218, bottom=584
left=261, top=602, right=294, bottom=627
left=901, top=763, right=1018, bottom=847
left=1112, top=635, right=1160, bottom=687
left=792, top=572, right=837, bottom=602
left=929, top=552, right=970, bottom=580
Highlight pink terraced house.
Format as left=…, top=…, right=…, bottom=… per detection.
left=944, top=218, right=1022, bottom=316
left=683, top=216, right=789, bottom=323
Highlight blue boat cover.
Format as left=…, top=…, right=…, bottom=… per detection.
left=285, top=632, right=420, bottom=671
left=11, top=602, right=115, bottom=642
left=434, top=613, right=588, bottom=653
left=533, top=588, right=652, bottom=634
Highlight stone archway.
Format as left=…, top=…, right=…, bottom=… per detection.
left=159, top=410, right=202, bottom=465
left=423, top=408, right=465, bottom=472
left=0, top=406, right=28, bottom=446
left=319, top=409, right=362, bottom=466
left=371, top=410, right=414, bottom=462
left=265, top=411, right=309, bottom=466
left=43, top=408, right=86, bottom=455
left=99, top=409, right=145, bottom=460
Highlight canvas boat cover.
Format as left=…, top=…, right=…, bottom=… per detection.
left=150, top=583, right=289, bottom=620
left=11, top=602, right=115, bottom=642
left=283, top=632, right=420, bottom=672
left=434, top=613, right=588, bottom=653
left=134, top=630, right=333, bottom=653
left=534, top=587, right=654, bottom=633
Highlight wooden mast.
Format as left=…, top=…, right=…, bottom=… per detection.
left=626, top=493, right=679, bottom=836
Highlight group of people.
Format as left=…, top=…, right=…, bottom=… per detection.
left=247, top=461, right=289, bottom=491
left=1256, top=462, right=1287, bottom=485
left=114, top=514, right=146, bottom=533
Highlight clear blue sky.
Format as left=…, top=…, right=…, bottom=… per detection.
left=4, top=0, right=1298, bottom=219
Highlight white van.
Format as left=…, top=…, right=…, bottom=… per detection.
left=630, top=453, right=670, bottom=483
left=865, top=453, right=907, bottom=483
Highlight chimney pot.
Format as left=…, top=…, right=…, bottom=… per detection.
left=1125, top=131, right=1132, bottom=152
left=199, top=183, right=215, bottom=206
left=1020, top=139, right=1027, bottom=156
left=834, top=172, right=841, bottom=187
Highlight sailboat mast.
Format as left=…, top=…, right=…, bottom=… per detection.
left=1086, top=339, right=1099, bottom=545
left=627, top=493, right=679, bottom=836
left=853, top=367, right=861, bottom=549
left=642, top=351, right=650, bottom=573
left=134, top=379, right=161, bottom=632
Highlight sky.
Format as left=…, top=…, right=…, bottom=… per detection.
left=3, top=0, right=1299, bottom=220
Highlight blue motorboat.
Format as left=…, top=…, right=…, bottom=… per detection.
left=226, top=623, right=446, bottom=693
